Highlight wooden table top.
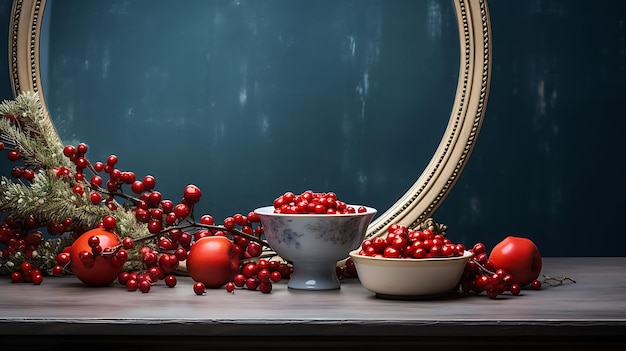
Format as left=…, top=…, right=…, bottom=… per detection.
left=1, top=257, right=625, bottom=350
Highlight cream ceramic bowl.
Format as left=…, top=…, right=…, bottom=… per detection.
left=349, top=249, right=473, bottom=299
left=255, top=205, right=377, bottom=290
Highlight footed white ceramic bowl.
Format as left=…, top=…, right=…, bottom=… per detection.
left=254, top=205, right=377, bottom=290
left=349, top=249, right=473, bottom=299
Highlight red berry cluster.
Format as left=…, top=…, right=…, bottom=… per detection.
left=120, top=211, right=267, bottom=294
left=191, top=258, right=293, bottom=295
left=228, top=259, right=292, bottom=294
left=356, top=224, right=466, bottom=259
left=272, top=191, right=367, bottom=214
left=58, top=147, right=270, bottom=292
left=336, top=257, right=358, bottom=279
left=460, top=242, right=542, bottom=299
left=115, top=232, right=182, bottom=293
left=10, top=261, right=43, bottom=285
left=1, top=130, right=35, bottom=182
left=52, top=249, right=71, bottom=276
left=0, top=215, right=43, bottom=260
left=119, top=268, right=179, bottom=293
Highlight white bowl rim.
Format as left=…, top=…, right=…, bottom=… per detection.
left=349, top=248, right=473, bottom=262
left=254, top=205, right=377, bottom=217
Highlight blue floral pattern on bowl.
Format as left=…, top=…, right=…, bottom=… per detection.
left=255, top=205, right=377, bottom=290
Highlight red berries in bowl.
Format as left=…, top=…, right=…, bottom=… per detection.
left=271, top=190, right=368, bottom=215
left=255, top=191, right=377, bottom=290
left=356, top=223, right=466, bottom=259
left=349, top=223, right=472, bottom=298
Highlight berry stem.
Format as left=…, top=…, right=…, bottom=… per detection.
left=161, top=222, right=271, bottom=248
left=541, top=274, right=576, bottom=286
left=470, top=258, right=496, bottom=275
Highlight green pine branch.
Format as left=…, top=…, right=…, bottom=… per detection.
left=0, top=91, right=70, bottom=169
left=0, top=92, right=152, bottom=275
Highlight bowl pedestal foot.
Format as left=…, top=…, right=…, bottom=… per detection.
left=287, top=261, right=341, bottom=290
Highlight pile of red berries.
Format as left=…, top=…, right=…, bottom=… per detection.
left=10, top=261, right=43, bottom=285
left=336, top=257, right=358, bottom=279
left=192, top=258, right=293, bottom=295
left=356, top=223, right=466, bottom=259
left=0, top=215, right=44, bottom=260
left=460, top=242, right=541, bottom=298
left=118, top=269, right=179, bottom=293
left=272, top=191, right=368, bottom=215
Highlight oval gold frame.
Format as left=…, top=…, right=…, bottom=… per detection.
left=8, top=0, right=492, bottom=239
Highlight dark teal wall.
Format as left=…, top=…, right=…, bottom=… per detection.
left=1, top=0, right=624, bottom=256
left=435, top=0, right=626, bottom=256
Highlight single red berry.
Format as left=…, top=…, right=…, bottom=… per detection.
left=159, top=200, right=173, bottom=214
left=63, top=145, right=76, bottom=157
left=199, top=214, right=214, bottom=225
left=7, top=150, right=21, bottom=161
left=531, top=279, right=542, bottom=290
left=10, top=271, right=21, bottom=283
left=22, top=169, right=35, bottom=181
left=246, top=242, right=262, bottom=257
left=143, top=175, right=156, bottom=190
left=165, top=275, right=177, bottom=287
left=117, top=272, right=131, bottom=285
left=173, top=203, right=190, bottom=219
left=131, top=180, right=145, bottom=194
left=126, top=279, right=138, bottom=291
left=93, top=162, right=104, bottom=172
left=106, top=154, right=118, bottom=166
left=87, top=235, right=100, bottom=248
left=509, top=283, right=521, bottom=296
left=139, top=280, right=151, bottom=293
left=257, top=268, right=271, bottom=283
left=52, top=265, right=64, bottom=276
left=31, top=272, right=43, bottom=285
left=245, top=277, right=259, bottom=290
left=148, top=191, right=162, bottom=206
left=183, top=184, right=202, bottom=203
left=72, top=185, right=85, bottom=196
left=259, top=281, right=273, bottom=293
left=232, top=213, right=247, bottom=226
left=147, top=219, right=163, bottom=234
left=223, top=217, right=236, bottom=229
left=122, top=237, right=134, bottom=249
left=101, top=215, right=116, bottom=231
left=174, top=247, right=188, bottom=261
left=270, top=270, right=282, bottom=283
left=242, top=262, right=258, bottom=278
left=76, top=143, right=88, bottom=154
left=19, top=261, right=32, bottom=274
left=90, top=191, right=102, bottom=204
left=233, top=274, right=246, bottom=287
left=74, top=157, right=88, bottom=169
left=158, top=237, right=174, bottom=251
left=193, top=282, right=206, bottom=295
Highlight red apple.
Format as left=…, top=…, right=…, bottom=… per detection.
left=488, top=236, right=542, bottom=287
left=186, top=236, right=240, bottom=288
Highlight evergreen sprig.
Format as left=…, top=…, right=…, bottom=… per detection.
left=0, top=91, right=70, bottom=169
left=0, top=92, right=151, bottom=275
